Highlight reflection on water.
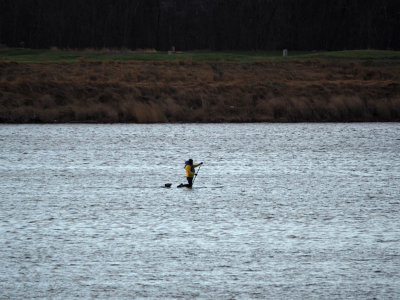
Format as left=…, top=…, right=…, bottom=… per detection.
left=1, top=123, right=399, bottom=299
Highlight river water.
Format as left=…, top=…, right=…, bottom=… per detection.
left=0, top=123, right=399, bottom=299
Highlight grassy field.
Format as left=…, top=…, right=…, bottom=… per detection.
left=1, top=48, right=400, bottom=63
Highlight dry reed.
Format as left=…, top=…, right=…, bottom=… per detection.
left=0, top=60, right=399, bottom=123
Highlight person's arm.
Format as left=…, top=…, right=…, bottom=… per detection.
left=193, top=162, right=203, bottom=168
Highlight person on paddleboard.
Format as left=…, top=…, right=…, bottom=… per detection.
left=178, top=159, right=203, bottom=188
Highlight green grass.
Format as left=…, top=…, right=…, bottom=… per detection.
left=0, top=48, right=399, bottom=63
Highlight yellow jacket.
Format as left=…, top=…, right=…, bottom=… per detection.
left=185, top=163, right=201, bottom=178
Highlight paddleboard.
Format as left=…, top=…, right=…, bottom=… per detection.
left=192, top=186, right=223, bottom=189
left=164, top=183, right=223, bottom=189
left=176, top=185, right=223, bottom=189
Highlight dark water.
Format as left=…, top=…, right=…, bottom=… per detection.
left=1, top=123, right=399, bottom=299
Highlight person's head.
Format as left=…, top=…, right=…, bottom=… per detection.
left=188, top=159, right=193, bottom=165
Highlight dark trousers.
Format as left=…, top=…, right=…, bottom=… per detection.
left=184, top=177, right=193, bottom=187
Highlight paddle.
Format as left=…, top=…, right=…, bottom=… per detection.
left=192, top=164, right=202, bottom=185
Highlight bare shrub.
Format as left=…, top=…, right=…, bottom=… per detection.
left=328, top=96, right=347, bottom=120
left=133, top=101, right=167, bottom=123
left=36, top=108, right=59, bottom=122
left=75, top=104, right=117, bottom=122
left=374, top=99, right=391, bottom=120
left=255, top=99, right=273, bottom=116
left=390, top=98, right=400, bottom=120
left=58, top=107, right=76, bottom=122
left=289, top=97, right=313, bottom=121
left=38, top=94, right=56, bottom=109
left=270, top=98, right=289, bottom=120
left=164, top=98, right=184, bottom=121
left=345, top=96, right=365, bottom=120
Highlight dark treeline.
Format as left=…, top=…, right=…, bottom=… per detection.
left=1, top=0, right=399, bottom=51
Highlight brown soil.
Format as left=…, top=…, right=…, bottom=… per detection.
left=0, top=60, right=399, bottom=123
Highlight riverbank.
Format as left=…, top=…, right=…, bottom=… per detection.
left=1, top=50, right=400, bottom=122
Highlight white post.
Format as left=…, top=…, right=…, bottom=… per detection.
left=283, top=49, right=288, bottom=57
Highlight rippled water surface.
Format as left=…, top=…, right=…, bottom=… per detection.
left=1, top=123, right=399, bottom=299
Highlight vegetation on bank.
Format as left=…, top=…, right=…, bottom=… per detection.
left=0, top=49, right=399, bottom=123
